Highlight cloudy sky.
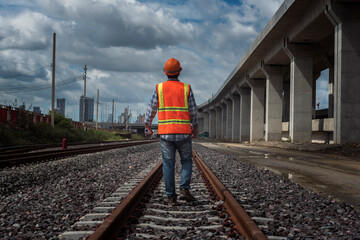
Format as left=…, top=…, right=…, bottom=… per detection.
left=0, top=0, right=329, bottom=122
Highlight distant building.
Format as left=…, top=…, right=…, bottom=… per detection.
left=124, top=107, right=129, bottom=123
left=57, top=98, right=65, bottom=116
left=33, top=107, right=41, bottom=114
left=79, top=96, right=94, bottom=122
left=108, top=113, right=112, bottom=123
left=119, top=113, right=125, bottom=123
left=55, top=108, right=61, bottom=115
left=137, top=114, right=145, bottom=125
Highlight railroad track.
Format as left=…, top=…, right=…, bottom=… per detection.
left=0, top=140, right=141, bottom=155
left=58, top=150, right=284, bottom=240
left=0, top=140, right=157, bottom=168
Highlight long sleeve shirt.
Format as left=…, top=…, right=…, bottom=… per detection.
left=145, top=78, right=197, bottom=141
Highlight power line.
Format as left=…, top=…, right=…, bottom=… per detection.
left=0, top=66, right=50, bottom=79
left=0, top=58, right=48, bottom=67
left=0, top=75, right=81, bottom=90
left=57, top=71, right=81, bottom=98
left=0, top=75, right=82, bottom=94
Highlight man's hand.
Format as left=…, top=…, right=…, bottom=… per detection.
left=144, top=123, right=153, bottom=136
left=191, top=125, right=198, bottom=138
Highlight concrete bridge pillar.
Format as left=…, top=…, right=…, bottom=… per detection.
left=283, top=80, right=290, bottom=122
left=326, top=2, right=360, bottom=143
left=203, top=111, right=209, bottom=134
left=215, top=106, right=222, bottom=140
left=197, top=112, right=204, bottom=133
left=248, top=79, right=265, bottom=141
left=238, top=87, right=251, bottom=141
left=209, top=109, right=216, bottom=139
left=225, top=98, right=232, bottom=140
left=220, top=102, right=227, bottom=140
left=230, top=93, right=240, bottom=141
left=261, top=64, right=287, bottom=141
left=284, top=42, right=315, bottom=143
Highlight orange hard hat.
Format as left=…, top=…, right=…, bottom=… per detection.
left=163, top=58, right=182, bottom=75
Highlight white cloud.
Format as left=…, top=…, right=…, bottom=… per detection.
left=0, top=0, right=286, bottom=121
left=0, top=11, right=52, bottom=50
left=35, top=0, right=196, bottom=49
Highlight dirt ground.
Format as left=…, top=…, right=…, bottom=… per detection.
left=197, top=140, right=360, bottom=211
left=316, top=143, right=360, bottom=158
left=245, top=141, right=360, bottom=159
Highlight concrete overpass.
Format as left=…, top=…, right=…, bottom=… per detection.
left=197, top=0, right=360, bottom=144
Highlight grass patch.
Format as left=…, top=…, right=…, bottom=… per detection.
left=0, top=113, right=144, bottom=147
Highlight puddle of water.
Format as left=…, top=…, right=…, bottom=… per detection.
left=263, top=167, right=297, bottom=181
left=264, top=153, right=277, bottom=159
left=249, top=151, right=263, bottom=155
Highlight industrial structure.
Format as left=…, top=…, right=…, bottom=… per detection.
left=197, top=0, right=360, bottom=144
left=79, top=96, right=94, bottom=122
left=56, top=98, right=65, bottom=116
left=137, top=114, right=145, bottom=125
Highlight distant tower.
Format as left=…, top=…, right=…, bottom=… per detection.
left=120, top=113, right=125, bottom=123
left=137, top=114, right=145, bottom=125
left=107, top=113, right=112, bottom=123
left=57, top=98, right=65, bottom=116
left=79, top=96, right=94, bottom=121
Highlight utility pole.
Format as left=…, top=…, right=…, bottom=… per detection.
left=125, top=105, right=129, bottom=131
left=112, top=98, right=114, bottom=129
left=129, top=109, right=132, bottom=133
left=82, top=65, right=87, bottom=123
left=51, top=33, right=56, bottom=127
left=96, top=89, right=99, bottom=130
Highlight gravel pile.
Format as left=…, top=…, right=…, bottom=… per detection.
left=193, top=144, right=360, bottom=239
left=0, top=143, right=161, bottom=240
left=1, top=142, right=359, bottom=240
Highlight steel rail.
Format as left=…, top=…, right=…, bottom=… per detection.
left=86, top=149, right=266, bottom=240
left=87, top=160, right=163, bottom=240
left=0, top=140, right=158, bottom=167
left=0, top=140, right=143, bottom=155
left=192, top=150, right=267, bottom=240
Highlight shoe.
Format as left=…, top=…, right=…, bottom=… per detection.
left=179, top=189, right=196, bottom=202
left=165, top=196, right=177, bottom=206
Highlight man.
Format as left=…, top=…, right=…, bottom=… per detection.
left=145, top=58, right=198, bottom=206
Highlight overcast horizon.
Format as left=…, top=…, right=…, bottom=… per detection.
left=0, top=0, right=330, bottom=123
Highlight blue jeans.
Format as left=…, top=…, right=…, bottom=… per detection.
left=160, top=137, right=193, bottom=197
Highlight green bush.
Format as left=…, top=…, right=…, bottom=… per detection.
left=0, top=113, right=135, bottom=147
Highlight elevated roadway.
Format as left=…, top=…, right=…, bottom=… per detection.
left=197, top=0, right=360, bottom=144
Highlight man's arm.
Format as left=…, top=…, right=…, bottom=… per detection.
left=188, top=87, right=198, bottom=138
left=145, top=88, right=159, bottom=133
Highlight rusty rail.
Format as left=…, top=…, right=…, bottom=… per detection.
left=87, top=160, right=163, bottom=240
left=192, top=150, right=267, bottom=240
left=0, top=140, right=136, bottom=155
left=86, top=149, right=266, bottom=240
left=0, top=140, right=157, bottom=167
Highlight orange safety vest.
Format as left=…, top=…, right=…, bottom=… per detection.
left=157, top=81, right=192, bottom=134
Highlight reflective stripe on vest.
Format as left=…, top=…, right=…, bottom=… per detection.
left=157, top=81, right=192, bottom=134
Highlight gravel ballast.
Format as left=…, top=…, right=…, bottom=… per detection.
left=0, top=143, right=161, bottom=239
left=1, top=142, right=359, bottom=239
left=193, top=144, right=360, bottom=239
